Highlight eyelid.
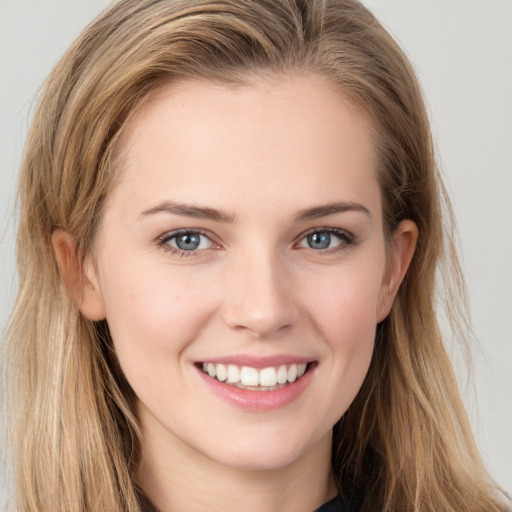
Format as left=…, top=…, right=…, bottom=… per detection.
left=156, top=228, right=221, bottom=255
left=295, top=226, right=355, bottom=250
left=155, top=226, right=355, bottom=257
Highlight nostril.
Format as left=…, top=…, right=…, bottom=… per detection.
left=222, top=303, right=298, bottom=338
left=220, top=265, right=299, bottom=337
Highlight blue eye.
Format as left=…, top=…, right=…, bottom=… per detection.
left=160, top=230, right=214, bottom=252
left=299, top=229, right=352, bottom=250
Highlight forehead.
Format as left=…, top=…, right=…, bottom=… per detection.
left=108, top=74, right=380, bottom=221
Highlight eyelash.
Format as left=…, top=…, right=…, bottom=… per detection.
left=296, top=227, right=355, bottom=253
left=156, top=229, right=217, bottom=257
left=156, top=227, right=355, bottom=257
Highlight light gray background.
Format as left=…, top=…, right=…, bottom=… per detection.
left=1, top=0, right=511, bottom=500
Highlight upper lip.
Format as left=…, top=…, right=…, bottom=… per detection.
left=196, top=354, right=315, bottom=368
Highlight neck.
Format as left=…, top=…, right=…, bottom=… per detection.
left=137, top=420, right=337, bottom=512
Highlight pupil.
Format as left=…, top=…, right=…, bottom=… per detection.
left=176, top=233, right=200, bottom=250
left=308, top=232, right=330, bottom=249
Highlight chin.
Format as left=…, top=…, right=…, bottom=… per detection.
left=199, top=429, right=328, bottom=472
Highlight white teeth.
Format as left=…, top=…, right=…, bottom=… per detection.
left=259, top=367, right=277, bottom=387
left=216, top=363, right=227, bottom=382
left=276, top=365, right=288, bottom=384
left=207, top=363, right=216, bottom=377
left=227, top=364, right=240, bottom=383
left=288, top=364, right=298, bottom=382
left=240, top=367, right=259, bottom=386
left=201, top=362, right=310, bottom=387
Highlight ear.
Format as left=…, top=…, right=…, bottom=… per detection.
left=51, top=230, right=106, bottom=321
left=376, top=219, right=418, bottom=322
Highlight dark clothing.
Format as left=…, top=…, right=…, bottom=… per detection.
left=315, top=495, right=347, bottom=512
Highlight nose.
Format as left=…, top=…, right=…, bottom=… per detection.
left=221, top=249, right=299, bottom=338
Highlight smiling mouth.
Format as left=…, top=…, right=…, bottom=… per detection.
left=197, top=362, right=314, bottom=391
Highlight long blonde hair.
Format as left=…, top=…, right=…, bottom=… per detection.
left=2, top=0, right=503, bottom=510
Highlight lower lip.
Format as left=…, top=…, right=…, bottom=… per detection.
left=196, top=364, right=316, bottom=411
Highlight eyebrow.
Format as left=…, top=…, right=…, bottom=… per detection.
left=295, top=201, right=371, bottom=221
left=139, top=201, right=237, bottom=223
left=139, top=200, right=371, bottom=223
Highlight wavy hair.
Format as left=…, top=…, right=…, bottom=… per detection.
left=2, top=0, right=503, bottom=510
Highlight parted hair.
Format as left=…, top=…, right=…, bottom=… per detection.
left=2, top=1, right=504, bottom=511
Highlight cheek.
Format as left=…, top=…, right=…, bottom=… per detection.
left=97, top=257, right=218, bottom=378
left=301, top=259, right=383, bottom=344
left=298, top=261, right=382, bottom=409
left=319, top=278, right=378, bottom=377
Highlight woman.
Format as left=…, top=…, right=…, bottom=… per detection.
left=2, top=0, right=508, bottom=511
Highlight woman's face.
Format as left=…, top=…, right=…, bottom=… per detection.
left=80, top=75, right=413, bottom=471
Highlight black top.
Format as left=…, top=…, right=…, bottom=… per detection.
left=315, top=495, right=347, bottom=512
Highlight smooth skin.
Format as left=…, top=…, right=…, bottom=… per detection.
left=53, top=74, right=417, bottom=512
